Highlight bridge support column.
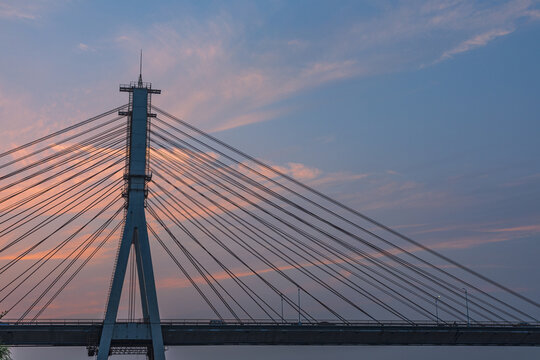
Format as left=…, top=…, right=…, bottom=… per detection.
left=97, top=76, right=163, bottom=359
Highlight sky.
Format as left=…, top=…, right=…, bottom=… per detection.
left=1, top=0, right=540, bottom=359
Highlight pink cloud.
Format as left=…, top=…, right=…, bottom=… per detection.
left=309, top=172, right=369, bottom=186
left=488, top=224, right=540, bottom=233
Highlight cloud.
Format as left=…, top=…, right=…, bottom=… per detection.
left=123, top=0, right=539, bottom=135
left=346, top=179, right=450, bottom=211
left=273, top=162, right=322, bottom=181
left=2, top=1, right=538, bottom=143
left=412, top=225, right=468, bottom=235
left=502, top=173, right=540, bottom=187
left=287, top=39, right=308, bottom=49
left=429, top=233, right=514, bottom=250
left=209, top=108, right=284, bottom=133
left=427, top=0, right=540, bottom=63
left=0, top=3, right=37, bottom=20
left=0, top=0, right=67, bottom=21
left=77, top=43, right=96, bottom=52
left=487, top=224, right=540, bottom=233
left=115, top=35, right=131, bottom=42
left=309, top=171, right=369, bottom=187
left=346, top=0, right=539, bottom=69
left=232, top=159, right=367, bottom=186
left=154, top=220, right=525, bottom=293
left=527, top=8, right=540, bottom=19
left=437, top=28, right=514, bottom=62
left=112, top=19, right=366, bottom=134
left=0, top=87, right=42, bottom=143
left=298, top=60, right=359, bottom=85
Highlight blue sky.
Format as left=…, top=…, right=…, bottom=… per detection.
left=1, top=0, right=539, bottom=359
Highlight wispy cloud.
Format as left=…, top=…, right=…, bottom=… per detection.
left=436, top=28, right=514, bottom=62
left=0, top=3, right=37, bottom=20
left=0, top=0, right=66, bottom=20
left=502, top=173, right=540, bottom=187
left=2, top=1, right=539, bottom=142
left=487, top=224, right=540, bottom=233
left=209, top=108, right=284, bottom=133
left=155, top=221, right=525, bottom=292
left=347, top=0, right=539, bottom=69
left=113, top=1, right=539, bottom=135
left=274, top=162, right=322, bottom=181
left=77, top=43, right=95, bottom=52
left=309, top=171, right=369, bottom=187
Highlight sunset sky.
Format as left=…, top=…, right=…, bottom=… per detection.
left=1, top=0, right=540, bottom=359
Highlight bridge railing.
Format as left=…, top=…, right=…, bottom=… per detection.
left=1, top=319, right=539, bottom=328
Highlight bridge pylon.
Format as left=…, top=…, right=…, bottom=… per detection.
left=96, top=74, right=164, bottom=359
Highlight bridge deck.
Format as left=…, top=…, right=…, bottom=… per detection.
left=0, top=321, right=539, bottom=347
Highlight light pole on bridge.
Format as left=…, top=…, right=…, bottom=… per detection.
left=435, top=295, right=441, bottom=325
left=463, top=287, right=470, bottom=327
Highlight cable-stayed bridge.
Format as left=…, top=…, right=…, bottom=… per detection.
left=0, top=75, right=538, bottom=359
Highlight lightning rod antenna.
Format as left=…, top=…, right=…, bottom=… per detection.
left=138, top=49, right=143, bottom=87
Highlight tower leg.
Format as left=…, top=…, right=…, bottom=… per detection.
left=134, top=224, right=165, bottom=359
left=135, top=233, right=150, bottom=321
left=97, top=218, right=134, bottom=360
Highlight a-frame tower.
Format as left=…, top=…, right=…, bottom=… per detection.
left=97, top=72, right=165, bottom=359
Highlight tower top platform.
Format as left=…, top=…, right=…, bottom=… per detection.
left=119, top=81, right=161, bottom=93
